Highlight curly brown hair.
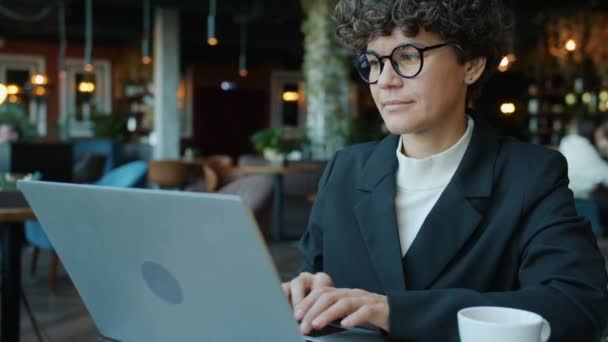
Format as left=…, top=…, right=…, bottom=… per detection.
left=334, top=0, right=509, bottom=100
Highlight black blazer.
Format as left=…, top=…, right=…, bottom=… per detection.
left=299, top=117, right=608, bottom=341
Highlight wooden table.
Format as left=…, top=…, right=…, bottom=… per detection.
left=0, top=207, right=35, bottom=342
left=239, top=164, right=321, bottom=241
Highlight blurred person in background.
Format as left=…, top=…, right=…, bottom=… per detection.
left=559, top=116, right=608, bottom=200
left=0, top=123, right=20, bottom=144
left=560, top=117, right=608, bottom=234
left=594, top=119, right=608, bottom=159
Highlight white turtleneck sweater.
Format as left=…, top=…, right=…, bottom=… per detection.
left=395, top=117, right=474, bottom=256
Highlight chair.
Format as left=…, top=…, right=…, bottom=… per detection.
left=202, top=155, right=237, bottom=188
left=202, top=165, right=219, bottom=193
left=183, top=165, right=219, bottom=193
left=217, top=175, right=274, bottom=240
left=147, top=160, right=192, bottom=189
left=72, top=153, right=107, bottom=183
left=574, top=198, right=604, bottom=237
left=26, top=160, right=148, bottom=290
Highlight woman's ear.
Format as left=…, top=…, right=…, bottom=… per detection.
left=464, top=57, right=487, bottom=85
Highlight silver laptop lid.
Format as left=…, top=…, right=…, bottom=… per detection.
left=18, top=180, right=303, bottom=342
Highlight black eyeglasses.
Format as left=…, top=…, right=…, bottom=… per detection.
left=355, top=42, right=454, bottom=84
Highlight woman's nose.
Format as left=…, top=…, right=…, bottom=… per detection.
left=376, top=59, right=402, bottom=87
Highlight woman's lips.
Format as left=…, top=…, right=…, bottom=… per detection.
left=383, top=100, right=415, bottom=112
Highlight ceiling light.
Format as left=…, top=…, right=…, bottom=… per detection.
left=565, top=39, right=576, bottom=52
left=500, top=102, right=516, bottom=115
left=282, top=91, right=300, bottom=102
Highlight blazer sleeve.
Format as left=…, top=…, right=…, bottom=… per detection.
left=385, top=151, right=608, bottom=342
left=297, top=151, right=340, bottom=274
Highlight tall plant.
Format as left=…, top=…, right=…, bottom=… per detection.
left=301, top=0, right=351, bottom=159
left=0, top=104, right=37, bottom=142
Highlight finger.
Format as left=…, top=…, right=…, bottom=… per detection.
left=312, top=272, right=334, bottom=288
left=281, top=283, right=291, bottom=305
left=290, top=273, right=313, bottom=309
left=294, top=286, right=323, bottom=321
left=312, top=296, right=360, bottom=330
left=295, top=284, right=336, bottom=322
left=295, top=273, right=334, bottom=321
left=340, top=304, right=376, bottom=329
left=300, top=289, right=344, bottom=335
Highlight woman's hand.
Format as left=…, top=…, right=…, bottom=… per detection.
left=282, top=272, right=334, bottom=310
left=294, top=287, right=390, bottom=335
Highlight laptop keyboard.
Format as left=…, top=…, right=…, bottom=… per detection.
left=304, top=324, right=346, bottom=339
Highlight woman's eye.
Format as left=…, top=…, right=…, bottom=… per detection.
left=397, top=53, right=419, bottom=62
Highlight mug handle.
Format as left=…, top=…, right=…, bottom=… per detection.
left=540, top=319, right=551, bottom=342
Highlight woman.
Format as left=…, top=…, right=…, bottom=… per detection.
left=559, top=117, right=608, bottom=199
left=560, top=117, right=608, bottom=236
left=283, top=0, right=608, bottom=341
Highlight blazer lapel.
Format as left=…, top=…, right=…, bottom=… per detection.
left=354, top=134, right=406, bottom=291
left=403, top=118, right=498, bottom=290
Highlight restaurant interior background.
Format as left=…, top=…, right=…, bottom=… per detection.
left=0, top=0, right=606, bottom=157
left=0, top=0, right=607, bottom=341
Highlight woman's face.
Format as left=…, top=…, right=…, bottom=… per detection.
left=367, top=28, right=473, bottom=136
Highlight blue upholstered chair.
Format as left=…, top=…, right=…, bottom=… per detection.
left=25, top=160, right=148, bottom=289
left=574, top=198, right=605, bottom=237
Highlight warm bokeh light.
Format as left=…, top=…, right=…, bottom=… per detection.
left=7, top=95, right=19, bottom=103
left=500, top=102, right=516, bottom=115
left=142, top=56, right=152, bottom=65
left=84, top=64, right=95, bottom=72
left=239, top=69, right=248, bottom=77
left=282, top=91, right=300, bottom=102
left=497, top=54, right=516, bottom=72
left=565, top=39, right=577, bottom=52
left=208, top=37, right=218, bottom=46
left=6, top=84, right=20, bottom=95
left=32, top=85, right=46, bottom=97
left=499, top=57, right=509, bottom=67
left=582, top=92, right=592, bottom=104
left=78, top=81, right=96, bottom=93
left=498, top=58, right=509, bottom=72
left=599, top=91, right=608, bottom=102
left=565, top=93, right=577, bottom=106
left=0, top=84, right=7, bottom=104
left=31, top=73, right=48, bottom=86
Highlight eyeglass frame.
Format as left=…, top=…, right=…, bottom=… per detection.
left=354, top=42, right=460, bottom=84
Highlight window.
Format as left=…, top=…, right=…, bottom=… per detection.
left=60, top=59, right=111, bottom=137
left=0, top=54, right=47, bottom=136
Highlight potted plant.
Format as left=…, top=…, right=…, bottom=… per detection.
left=250, top=128, right=309, bottom=165
left=0, top=104, right=37, bottom=142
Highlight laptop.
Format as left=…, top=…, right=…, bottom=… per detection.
left=18, top=180, right=388, bottom=342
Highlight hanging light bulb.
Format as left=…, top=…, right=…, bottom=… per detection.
left=565, top=39, right=576, bottom=52
left=207, top=0, right=218, bottom=46
left=497, top=54, right=517, bottom=72
left=6, top=84, right=21, bottom=95
left=238, top=21, right=248, bottom=77
left=141, top=0, right=152, bottom=64
left=500, top=102, right=516, bottom=115
left=78, top=81, right=96, bottom=93
left=84, top=0, right=94, bottom=71
left=31, top=73, right=48, bottom=86
left=58, top=0, right=67, bottom=77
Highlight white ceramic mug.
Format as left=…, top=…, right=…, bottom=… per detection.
left=457, top=306, right=551, bottom=342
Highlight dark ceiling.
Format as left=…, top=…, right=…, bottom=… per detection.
left=0, top=0, right=304, bottom=68
left=0, top=0, right=607, bottom=69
